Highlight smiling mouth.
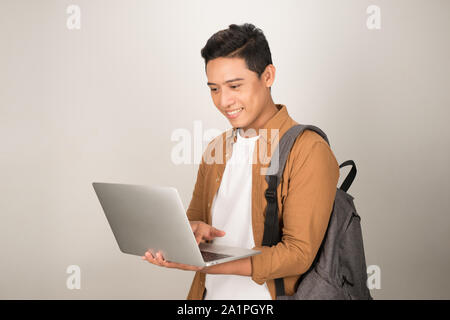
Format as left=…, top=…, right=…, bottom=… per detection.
left=225, top=107, right=244, bottom=117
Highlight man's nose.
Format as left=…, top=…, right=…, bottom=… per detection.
left=219, top=89, right=235, bottom=108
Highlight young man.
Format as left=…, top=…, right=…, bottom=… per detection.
left=143, top=23, right=340, bottom=300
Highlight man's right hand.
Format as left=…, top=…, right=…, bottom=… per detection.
left=189, top=221, right=226, bottom=245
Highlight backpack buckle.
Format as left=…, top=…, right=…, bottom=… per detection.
left=265, top=189, right=277, bottom=202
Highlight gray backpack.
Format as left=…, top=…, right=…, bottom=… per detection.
left=262, top=124, right=373, bottom=300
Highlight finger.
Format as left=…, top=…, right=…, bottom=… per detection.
left=144, top=251, right=158, bottom=264
left=212, top=227, right=226, bottom=235
left=143, top=252, right=154, bottom=263
left=146, top=249, right=156, bottom=258
left=146, top=251, right=165, bottom=267
left=206, top=227, right=225, bottom=239
left=156, top=251, right=166, bottom=265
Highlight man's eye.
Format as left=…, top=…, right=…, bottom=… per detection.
left=230, top=85, right=241, bottom=89
left=210, top=88, right=218, bottom=92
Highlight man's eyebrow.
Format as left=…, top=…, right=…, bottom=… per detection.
left=207, top=78, right=245, bottom=86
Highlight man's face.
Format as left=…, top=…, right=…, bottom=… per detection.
left=206, top=57, right=273, bottom=132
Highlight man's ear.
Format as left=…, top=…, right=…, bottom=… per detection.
left=262, top=64, right=276, bottom=88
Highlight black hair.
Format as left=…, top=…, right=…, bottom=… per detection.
left=200, top=23, right=273, bottom=78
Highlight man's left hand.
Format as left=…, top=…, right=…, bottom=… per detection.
left=142, top=250, right=206, bottom=272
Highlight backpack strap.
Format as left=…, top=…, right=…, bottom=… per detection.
left=262, top=124, right=330, bottom=297
left=338, top=160, right=357, bottom=192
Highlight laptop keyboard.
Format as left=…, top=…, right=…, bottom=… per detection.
left=201, top=251, right=233, bottom=262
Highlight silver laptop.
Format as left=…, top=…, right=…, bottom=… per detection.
left=92, top=182, right=261, bottom=267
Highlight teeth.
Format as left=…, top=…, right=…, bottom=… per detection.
left=227, top=107, right=243, bottom=115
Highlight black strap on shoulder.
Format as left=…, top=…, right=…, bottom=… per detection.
left=261, top=124, right=329, bottom=297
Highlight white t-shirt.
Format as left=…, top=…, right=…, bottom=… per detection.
left=204, top=128, right=272, bottom=300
